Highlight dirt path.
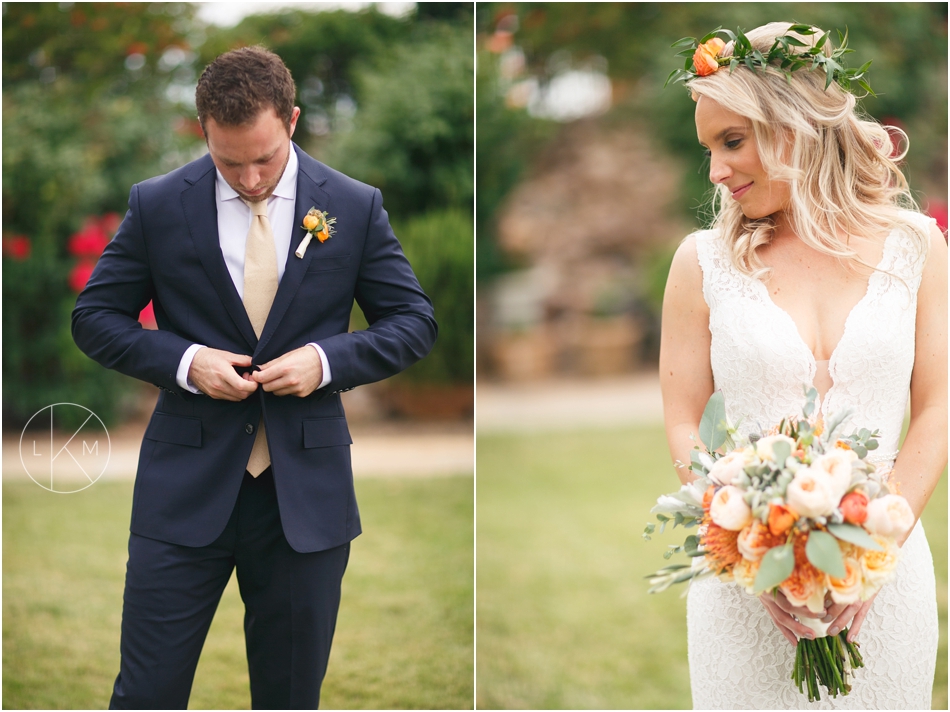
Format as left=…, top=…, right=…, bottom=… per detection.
left=3, top=420, right=473, bottom=484
left=476, top=371, right=663, bottom=434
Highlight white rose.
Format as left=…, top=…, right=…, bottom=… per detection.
left=756, top=434, right=796, bottom=463
left=708, top=449, right=750, bottom=486
left=811, top=449, right=857, bottom=501
left=709, top=485, right=753, bottom=531
left=785, top=467, right=836, bottom=519
left=864, top=494, right=915, bottom=538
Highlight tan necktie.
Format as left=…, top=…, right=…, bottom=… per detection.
left=243, top=198, right=279, bottom=477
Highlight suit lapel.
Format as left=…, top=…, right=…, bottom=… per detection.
left=255, top=146, right=330, bottom=357
left=180, top=158, right=258, bottom=349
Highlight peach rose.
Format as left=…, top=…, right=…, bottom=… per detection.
left=860, top=535, right=900, bottom=596
left=693, top=38, right=726, bottom=77
left=708, top=448, right=750, bottom=486
left=786, top=467, right=836, bottom=519
left=864, top=494, right=915, bottom=538
left=737, top=520, right=770, bottom=561
left=828, top=556, right=864, bottom=605
left=732, top=557, right=759, bottom=594
left=303, top=214, right=320, bottom=231
left=811, top=449, right=857, bottom=501
left=839, top=491, right=869, bottom=525
left=710, top=485, right=753, bottom=531
left=779, top=566, right=827, bottom=614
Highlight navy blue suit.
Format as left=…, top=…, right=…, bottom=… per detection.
left=72, top=144, right=437, bottom=708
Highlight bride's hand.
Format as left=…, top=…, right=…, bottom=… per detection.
left=759, top=590, right=827, bottom=646
left=821, top=592, right=877, bottom=642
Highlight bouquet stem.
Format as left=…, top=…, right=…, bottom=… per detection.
left=793, top=629, right=864, bottom=702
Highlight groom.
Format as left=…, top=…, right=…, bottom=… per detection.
left=72, top=46, right=436, bottom=709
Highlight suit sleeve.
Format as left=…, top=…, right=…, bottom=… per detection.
left=71, top=183, right=195, bottom=395
left=315, top=188, right=438, bottom=391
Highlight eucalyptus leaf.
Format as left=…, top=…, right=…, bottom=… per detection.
left=770, top=440, right=791, bottom=466
left=827, top=523, right=884, bottom=551
left=805, top=530, right=846, bottom=578
left=699, top=390, right=728, bottom=452
left=754, top=544, right=795, bottom=594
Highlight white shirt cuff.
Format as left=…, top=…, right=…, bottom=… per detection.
left=177, top=344, right=206, bottom=393
left=308, top=342, right=332, bottom=389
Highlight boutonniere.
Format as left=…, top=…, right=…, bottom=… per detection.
left=296, top=207, right=337, bottom=258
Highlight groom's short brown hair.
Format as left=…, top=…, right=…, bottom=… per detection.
left=195, top=46, right=297, bottom=133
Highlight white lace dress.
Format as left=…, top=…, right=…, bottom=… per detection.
left=688, top=214, right=938, bottom=710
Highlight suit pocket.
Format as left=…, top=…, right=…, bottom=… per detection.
left=302, top=417, right=352, bottom=448
left=144, top=412, right=202, bottom=448
left=306, top=253, right=351, bottom=272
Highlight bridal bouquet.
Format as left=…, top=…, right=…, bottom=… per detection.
left=644, top=388, right=914, bottom=702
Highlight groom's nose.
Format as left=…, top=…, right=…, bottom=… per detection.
left=239, top=166, right=263, bottom=191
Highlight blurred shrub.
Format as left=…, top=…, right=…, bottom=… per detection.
left=393, top=210, right=474, bottom=385
left=325, top=23, right=474, bottom=217
left=2, top=4, right=199, bottom=429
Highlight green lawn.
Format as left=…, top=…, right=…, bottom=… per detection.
left=476, top=425, right=948, bottom=710
left=3, top=474, right=474, bottom=710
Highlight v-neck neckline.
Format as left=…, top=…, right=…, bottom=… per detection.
left=751, top=229, right=895, bottom=412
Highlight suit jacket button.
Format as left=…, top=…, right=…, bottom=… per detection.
left=245, top=423, right=254, bottom=434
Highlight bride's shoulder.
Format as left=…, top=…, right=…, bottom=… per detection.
left=668, top=230, right=720, bottom=295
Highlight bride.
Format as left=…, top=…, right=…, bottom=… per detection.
left=659, top=22, right=947, bottom=709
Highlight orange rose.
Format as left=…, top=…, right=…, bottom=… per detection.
left=693, top=38, right=725, bottom=77
left=767, top=502, right=798, bottom=536
left=316, top=227, right=330, bottom=243
left=702, top=485, right=716, bottom=513
left=303, top=214, right=320, bottom=231
left=839, top=491, right=869, bottom=525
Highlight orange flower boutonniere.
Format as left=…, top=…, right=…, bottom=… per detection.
left=296, top=207, right=337, bottom=258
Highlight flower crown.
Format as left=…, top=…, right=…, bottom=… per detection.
left=665, top=24, right=874, bottom=95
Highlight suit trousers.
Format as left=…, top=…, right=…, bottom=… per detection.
left=109, top=468, right=350, bottom=710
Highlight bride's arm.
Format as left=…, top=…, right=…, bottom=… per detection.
left=892, top=223, right=948, bottom=536
left=826, top=222, right=947, bottom=642
left=659, top=236, right=714, bottom=485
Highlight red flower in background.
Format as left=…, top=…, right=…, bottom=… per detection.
left=139, top=300, right=157, bottom=329
left=925, top=198, right=948, bottom=238
left=3, top=234, right=32, bottom=260
left=69, top=260, right=96, bottom=292
left=68, top=220, right=110, bottom=257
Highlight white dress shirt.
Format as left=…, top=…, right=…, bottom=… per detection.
left=176, top=145, right=332, bottom=392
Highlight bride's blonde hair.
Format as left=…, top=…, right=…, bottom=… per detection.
left=687, top=21, right=929, bottom=277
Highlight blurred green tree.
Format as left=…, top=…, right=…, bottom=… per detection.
left=3, top=3, right=202, bottom=428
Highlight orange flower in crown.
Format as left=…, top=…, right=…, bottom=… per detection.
left=692, top=37, right=726, bottom=76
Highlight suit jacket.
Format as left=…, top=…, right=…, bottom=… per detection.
left=72, top=144, right=437, bottom=553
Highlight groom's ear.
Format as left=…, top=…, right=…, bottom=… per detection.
left=287, top=107, right=301, bottom=139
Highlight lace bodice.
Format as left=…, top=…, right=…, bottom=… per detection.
left=686, top=213, right=938, bottom=710
left=695, top=213, right=931, bottom=464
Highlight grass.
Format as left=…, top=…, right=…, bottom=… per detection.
left=3, top=474, right=474, bottom=710
left=476, top=424, right=948, bottom=710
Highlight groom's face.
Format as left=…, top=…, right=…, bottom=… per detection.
left=205, top=105, right=301, bottom=203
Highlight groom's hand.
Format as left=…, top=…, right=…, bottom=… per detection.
left=252, top=345, right=323, bottom=397
left=189, top=348, right=258, bottom=401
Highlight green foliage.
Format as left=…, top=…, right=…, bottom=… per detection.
left=195, top=7, right=408, bottom=149
left=805, top=529, right=846, bottom=578
left=394, top=210, right=474, bottom=384
left=753, top=543, right=796, bottom=594
left=325, top=23, right=474, bottom=217
left=3, top=4, right=199, bottom=429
